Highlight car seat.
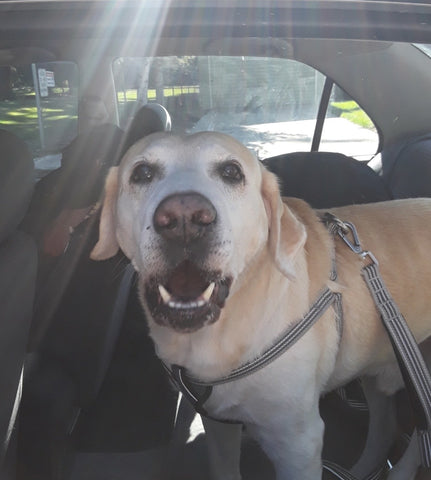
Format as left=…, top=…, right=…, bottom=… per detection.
left=386, top=135, right=431, bottom=199
left=0, top=130, right=37, bottom=479
left=122, top=102, right=172, bottom=149
left=18, top=105, right=175, bottom=480
left=18, top=122, right=126, bottom=480
left=263, top=151, right=392, bottom=208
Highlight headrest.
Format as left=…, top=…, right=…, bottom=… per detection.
left=122, top=103, right=172, bottom=156
left=53, top=123, right=125, bottom=209
left=0, top=130, right=34, bottom=242
left=26, top=106, right=172, bottom=239
left=78, top=95, right=110, bottom=128
left=388, top=138, right=431, bottom=198
left=22, top=124, right=124, bottom=243
left=264, top=151, right=391, bottom=208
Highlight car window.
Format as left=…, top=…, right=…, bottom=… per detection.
left=0, top=61, right=78, bottom=178
left=320, top=84, right=379, bottom=160
left=114, top=55, right=325, bottom=159
left=113, top=55, right=379, bottom=161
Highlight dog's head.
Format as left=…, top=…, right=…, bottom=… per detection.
left=91, top=132, right=306, bottom=332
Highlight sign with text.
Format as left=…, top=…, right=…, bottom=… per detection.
left=38, top=68, right=48, bottom=97
left=46, top=70, right=55, bottom=87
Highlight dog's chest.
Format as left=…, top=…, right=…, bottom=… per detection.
left=199, top=342, right=328, bottom=424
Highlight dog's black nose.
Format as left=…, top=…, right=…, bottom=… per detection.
left=153, top=192, right=217, bottom=244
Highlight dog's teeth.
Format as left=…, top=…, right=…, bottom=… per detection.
left=158, top=282, right=215, bottom=309
left=161, top=283, right=215, bottom=310
left=158, top=284, right=172, bottom=304
left=166, top=299, right=207, bottom=310
left=167, top=301, right=187, bottom=309
left=201, top=282, right=215, bottom=302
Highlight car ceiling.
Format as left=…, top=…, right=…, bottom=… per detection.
left=1, top=0, right=431, bottom=46
left=1, top=0, right=431, bottom=146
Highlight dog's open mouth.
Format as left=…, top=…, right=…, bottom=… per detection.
left=144, top=260, right=232, bottom=332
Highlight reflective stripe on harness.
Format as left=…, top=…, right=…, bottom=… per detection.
left=192, top=287, right=339, bottom=387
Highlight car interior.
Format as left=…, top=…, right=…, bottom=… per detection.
left=2, top=1, right=431, bottom=479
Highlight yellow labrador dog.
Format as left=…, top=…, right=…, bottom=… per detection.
left=91, top=131, right=431, bottom=480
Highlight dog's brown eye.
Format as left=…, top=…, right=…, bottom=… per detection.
left=219, top=161, right=244, bottom=184
left=130, top=163, right=155, bottom=184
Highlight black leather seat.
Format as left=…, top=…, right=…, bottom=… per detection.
left=0, top=130, right=37, bottom=479
left=387, top=135, right=431, bottom=199
left=263, top=151, right=391, bottom=208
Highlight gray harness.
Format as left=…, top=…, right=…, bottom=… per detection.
left=167, top=285, right=341, bottom=420
left=166, top=213, right=431, bottom=470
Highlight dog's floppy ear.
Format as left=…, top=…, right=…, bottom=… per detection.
left=261, top=166, right=306, bottom=278
left=90, top=166, right=120, bottom=260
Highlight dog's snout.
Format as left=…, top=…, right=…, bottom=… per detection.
left=153, top=192, right=217, bottom=243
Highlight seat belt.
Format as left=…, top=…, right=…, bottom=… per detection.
left=92, top=262, right=136, bottom=397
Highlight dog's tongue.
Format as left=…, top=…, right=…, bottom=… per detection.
left=166, top=260, right=208, bottom=300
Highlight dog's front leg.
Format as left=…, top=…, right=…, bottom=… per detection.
left=386, top=429, right=420, bottom=480
left=202, top=415, right=243, bottom=480
left=248, top=401, right=324, bottom=480
left=351, top=376, right=397, bottom=478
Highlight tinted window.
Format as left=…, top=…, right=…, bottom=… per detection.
left=321, top=85, right=379, bottom=159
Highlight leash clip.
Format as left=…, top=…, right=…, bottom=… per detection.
left=337, top=220, right=362, bottom=253
left=337, top=221, right=379, bottom=266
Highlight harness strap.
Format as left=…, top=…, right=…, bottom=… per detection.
left=164, top=363, right=242, bottom=423
left=164, top=285, right=341, bottom=424
left=323, top=460, right=388, bottom=480
left=185, top=286, right=338, bottom=388
left=169, top=364, right=213, bottom=418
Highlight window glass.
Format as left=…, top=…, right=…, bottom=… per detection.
left=0, top=61, right=78, bottom=178
left=320, top=85, right=379, bottom=160
left=113, top=56, right=378, bottom=160
left=415, top=44, right=431, bottom=57
left=113, top=56, right=325, bottom=159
